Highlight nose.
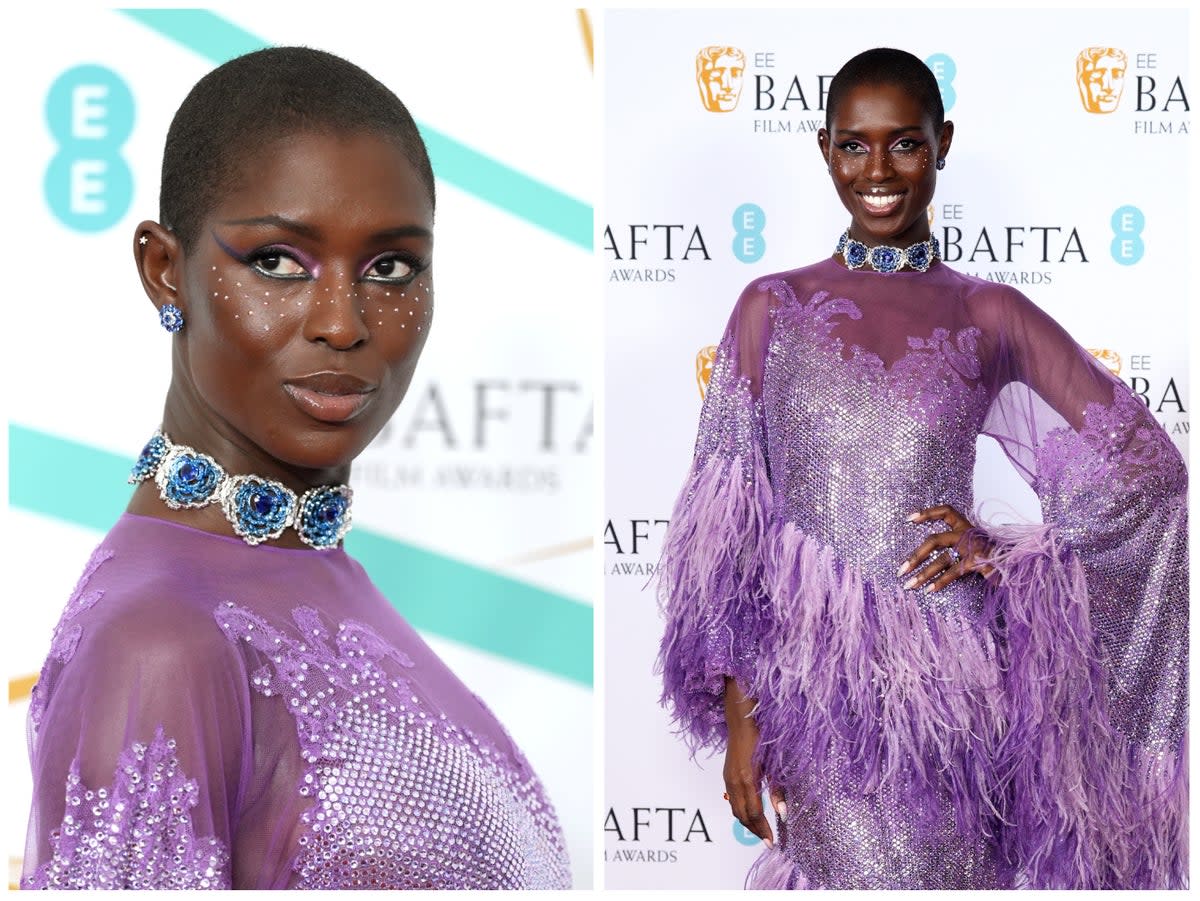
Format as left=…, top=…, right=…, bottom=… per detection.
left=865, top=145, right=895, bottom=181
left=302, top=269, right=370, bottom=351
left=719, top=69, right=732, bottom=90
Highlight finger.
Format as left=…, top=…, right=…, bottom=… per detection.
left=769, top=786, right=787, bottom=820
left=899, top=532, right=961, bottom=578
left=906, top=504, right=954, bottom=525
left=908, top=504, right=970, bottom=531
left=736, top=786, right=774, bottom=846
left=927, top=558, right=968, bottom=593
left=905, top=553, right=953, bottom=591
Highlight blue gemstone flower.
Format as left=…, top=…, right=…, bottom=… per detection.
left=161, top=451, right=222, bottom=507
left=130, top=433, right=169, bottom=483
left=159, top=303, right=184, bottom=333
left=297, top=486, right=352, bottom=549
left=845, top=241, right=868, bottom=268
left=230, top=478, right=294, bottom=543
left=872, top=246, right=901, bottom=273
left=907, top=243, right=930, bottom=271
left=835, top=232, right=849, bottom=255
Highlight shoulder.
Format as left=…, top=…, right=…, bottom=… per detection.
left=64, top=575, right=246, bottom=692
left=728, top=258, right=835, bottom=326
left=941, top=264, right=1043, bottom=332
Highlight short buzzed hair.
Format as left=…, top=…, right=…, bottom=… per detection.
left=825, top=47, right=945, bottom=132
left=159, top=46, right=435, bottom=251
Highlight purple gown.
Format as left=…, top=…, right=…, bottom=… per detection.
left=658, top=258, right=1187, bottom=889
left=23, top=513, right=571, bottom=889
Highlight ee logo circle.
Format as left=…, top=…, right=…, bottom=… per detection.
left=45, top=65, right=135, bottom=232
left=1110, top=205, right=1144, bottom=265
left=733, top=203, right=766, bottom=263
left=732, top=819, right=762, bottom=846
left=925, top=53, right=957, bottom=113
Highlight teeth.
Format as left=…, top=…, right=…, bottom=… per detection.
left=862, top=193, right=902, bottom=208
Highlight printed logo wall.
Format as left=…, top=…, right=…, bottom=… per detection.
left=5, top=8, right=593, bottom=888
left=604, top=8, right=1188, bottom=890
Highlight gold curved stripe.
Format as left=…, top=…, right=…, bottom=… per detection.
left=577, top=9, right=593, bottom=71
left=11, top=855, right=23, bottom=890
left=10, top=673, right=37, bottom=704
left=501, top=535, right=592, bottom=566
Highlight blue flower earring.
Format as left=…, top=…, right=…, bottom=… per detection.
left=159, top=303, right=184, bottom=333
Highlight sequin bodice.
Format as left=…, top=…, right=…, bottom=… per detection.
left=23, top=514, right=570, bottom=890
left=761, top=279, right=989, bottom=580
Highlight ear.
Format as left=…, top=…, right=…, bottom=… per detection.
left=817, top=128, right=831, bottom=168
left=936, top=120, right=955, bottom=164
left=133, top=220, right=183, bottom=316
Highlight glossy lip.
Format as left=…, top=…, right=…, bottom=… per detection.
left=283, top=372, right=378, bottom=423
left=857, top=189, right=906, bottom=217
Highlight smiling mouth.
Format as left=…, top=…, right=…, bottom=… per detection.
left=858, top=192, right=905, bottom=215
left=283, top=373, right=378, bottom=423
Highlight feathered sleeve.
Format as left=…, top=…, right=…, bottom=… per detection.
left=657, top=280, right=776, bottom=753
left=974, top=286, right=1187, bottom=889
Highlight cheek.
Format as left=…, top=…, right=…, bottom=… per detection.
left=357, top=271, right=435, bottom=341
left=198, top=265, right=307, bottom=351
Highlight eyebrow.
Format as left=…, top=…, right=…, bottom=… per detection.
left=835, top=125, right=926, bottom=138
left=217, top=215, right=432, bottom=241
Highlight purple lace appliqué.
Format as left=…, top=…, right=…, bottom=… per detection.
left=1037, top=385, right=1186, bottom=496
left=22, top=726, right=231, bottom=890
left=771, top=285, right=987, bottom=430
left=29, top=547, right=114, bottom=730
left=214, top=603, right=570, bottom=890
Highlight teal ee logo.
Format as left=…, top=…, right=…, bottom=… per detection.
left=925, top=53, right=956, bottom=113
left=732, top=203, right=765, bottom=263
left=45, top=65, right=135, bottom=232
left=732, top=819, right=762, bottom=846
left=1110, top=205, right=1144, bottom=265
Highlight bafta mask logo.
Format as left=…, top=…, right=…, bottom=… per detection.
left=1076, top=48, right=1127, bottom=114
left=696, top=46, right=746, bottom=112
left=1087, top=348, right=1122, bottom=375
left=696, top=346, right=717, bottom=398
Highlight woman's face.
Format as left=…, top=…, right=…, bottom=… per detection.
left=141, top=130, right=434, bottom=478
left=818, top=81, right=952, bottom=248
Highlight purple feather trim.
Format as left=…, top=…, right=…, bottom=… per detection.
left=980, top=523, right=1187, bottom=889
left=657, top=449, right=1185, bottom=888
left=657, top=449, right=773, bottom=753
left=745, top=847, right=809, bottom=890
left=752, top=520, right=1006, bottom=843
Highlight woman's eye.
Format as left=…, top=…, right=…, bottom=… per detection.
left=363, top=254, right=420, bottom=284
left=892, top=138, right=921, bottom=151
left=250, top=251, right=308, bottom=279
left=839, top=141, right=866, bottom=154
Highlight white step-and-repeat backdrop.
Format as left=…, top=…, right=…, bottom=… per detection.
left=4, top=7, right=594, bottom=888
left=603, top=7, right=1189, bottom=890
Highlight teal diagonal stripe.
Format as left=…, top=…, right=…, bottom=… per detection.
left=8, top=424, right=592, bottom=686
left=117, top=9, right=592, bottom=250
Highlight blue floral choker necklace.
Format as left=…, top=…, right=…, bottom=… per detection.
left=835, top=230, right=941, bottom=273
left=129, top=430, right=353, bottom=549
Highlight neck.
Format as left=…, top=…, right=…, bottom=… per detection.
left=160, top=377, right=352, bottom=492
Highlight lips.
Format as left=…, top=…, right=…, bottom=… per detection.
left=283, top=372, right=378, bottom=423
left=858, top=190, right=906, bottom=217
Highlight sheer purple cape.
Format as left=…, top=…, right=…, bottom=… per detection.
left=658, top=258, right=1187, bottom=889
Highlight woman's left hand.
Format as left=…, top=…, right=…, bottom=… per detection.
left=897, top=504, right=995, bottom=592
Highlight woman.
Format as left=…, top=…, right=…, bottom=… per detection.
left=658, top=48, right=1186, bottom=890
left=22, top=47, right=570, bottom=890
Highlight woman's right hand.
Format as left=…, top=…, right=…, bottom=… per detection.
left=723, top=678, right=783, bottom=848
